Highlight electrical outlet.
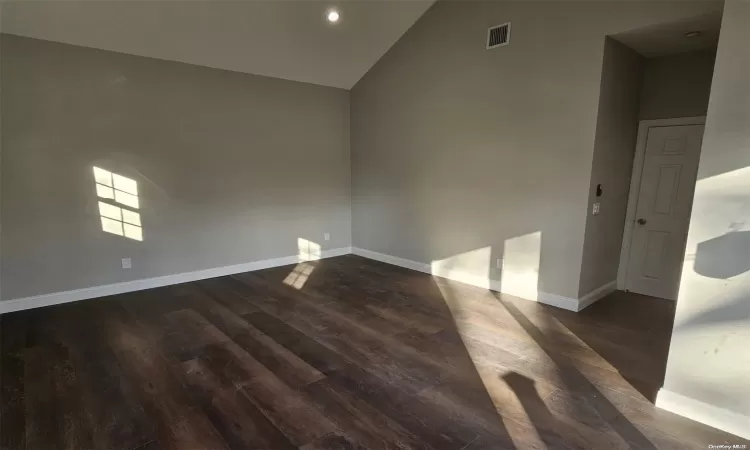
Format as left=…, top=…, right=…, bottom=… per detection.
left=324, top=233, right=330, bottom=241
left=592, top=203, right=601, bottom=215
left=122, top=258, right=132, bottom=269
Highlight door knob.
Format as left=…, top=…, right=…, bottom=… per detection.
left=637, top=218, right=647, bottom=225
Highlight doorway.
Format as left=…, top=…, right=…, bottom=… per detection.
left=580, top=40, right=718, bottom=305
left=604, top=21, right=720, bottom=304
left=618, top=117, right=706, bottom=300
left=574, top=9, right=723, bottom=411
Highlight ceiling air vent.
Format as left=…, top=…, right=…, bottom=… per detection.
left=487, top=22, right=511, bottom=49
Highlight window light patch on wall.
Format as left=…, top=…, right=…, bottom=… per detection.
left=93, top=166, right=143, bottom=241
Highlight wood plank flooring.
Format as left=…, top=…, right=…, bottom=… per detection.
left=1, top=254, right=746, bottom=449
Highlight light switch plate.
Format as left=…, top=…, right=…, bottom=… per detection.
left=593, top=203, right=601, bottom=215
left=122, top=258, right=132, bottom=269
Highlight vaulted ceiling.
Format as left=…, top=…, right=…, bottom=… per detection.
left=612, top=10, right=722, bottom=57
left=0, top=0, right=435, bottom=89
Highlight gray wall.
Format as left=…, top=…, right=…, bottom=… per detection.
left=663, top=0, right=750, bottom=420
left=0, top=35, right=351, bottom=300
left=351, top=0, right=720, bottom=300
left=578, top=38, right=644, bottom=297
left=639, top=49, right=717, bottom=120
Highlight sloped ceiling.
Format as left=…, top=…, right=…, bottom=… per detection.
left=613, top=10, right=722, bottom=57
left=0, top=0, right=435, bottom=89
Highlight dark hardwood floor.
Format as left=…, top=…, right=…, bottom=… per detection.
left=1, top=254, right=746, bottom=449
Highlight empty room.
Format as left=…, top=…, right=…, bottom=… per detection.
left=1, top=0, right=748, bottom=449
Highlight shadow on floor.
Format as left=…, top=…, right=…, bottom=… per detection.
left=1, top=255, right=742, bottom=449
left=547, top=290, right=676, bottom=402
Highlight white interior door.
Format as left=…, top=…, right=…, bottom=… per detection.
left=625, top=123, right=704, bottom=300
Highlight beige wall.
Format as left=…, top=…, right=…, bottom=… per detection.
left=0, top=35, right=351, bottom=300
left=639, top=49, right=716, bottom=120
left=578, top=38, right=644, bottom=297
left=663, top=0, right=750, bottom=423
left=351, top=0, right=721, bottom=300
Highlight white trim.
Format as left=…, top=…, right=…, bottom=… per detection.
left=352, top=247, right=432, bottom=274
left=578, top=280, right=617, bottom=311
left=537, top=292, right=582, bottom=312
left=2, top=246, right=616, bottom=315
left=432, top=266, right=493, bottom=290
left=617, top=116, right=707, bottom=292
left=0, top=246, right=352, bottom=314
left=656, top=389, right=750, bottom=440
left=352, top=247, right=609, bottom=312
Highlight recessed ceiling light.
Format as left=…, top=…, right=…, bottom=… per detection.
left=327, top=10, right=340, bottom=23
left=685, top=31, right=702, bottom=38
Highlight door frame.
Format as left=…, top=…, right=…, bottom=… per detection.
left=616, top=116, right=707, bottom=291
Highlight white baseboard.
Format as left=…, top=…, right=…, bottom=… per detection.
left=538, top=291, right=583, bottom=312
left=352, top=247, right=432, bottom=274
left=578, top=280, right=618, bottom=311
left=1, top=246, right=615, bottom=315
left=433, top=266, right=493, bottom=290
left=352, top=247, right=610, bottom=312
left=656, top=389, right=750, bottom=440
left=0, top=246, right=352, bottom=315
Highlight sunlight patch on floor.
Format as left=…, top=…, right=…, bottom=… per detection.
left=431, top=272, right=639, bottom=449
left=283, top=262, right=317, bottom=289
